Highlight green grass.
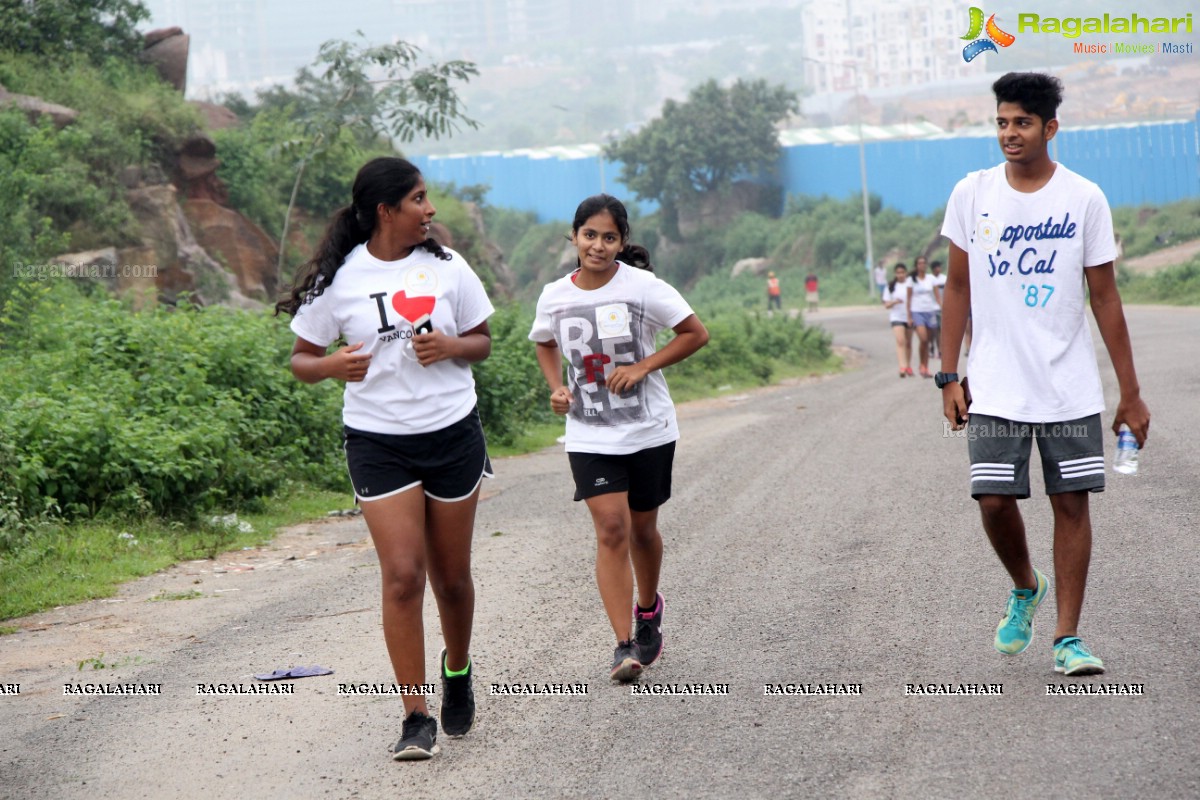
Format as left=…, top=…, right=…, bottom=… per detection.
left=488, top=420, right=566, bottom=457
left=1118, top=259, right=1200, bottom=306
left=668, top=352, right=842, bottom=403
left=0, top=482, right=351, bottom=622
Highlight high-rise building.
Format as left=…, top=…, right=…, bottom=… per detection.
left=800, top=0, right=978, bottom=95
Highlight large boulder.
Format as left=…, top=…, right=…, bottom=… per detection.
left=142, top=28, right=190, bottom=93
left=731, top=257, right=771, bottom=278
left=191, top=101, right=240, bottom=132
left=174, top=132, right=227, bottom=203
left=0, top=86, right=79, bottom=128
left=182, top=199, right=280, bottom=302
left=125, top=184, right=260, bottom=309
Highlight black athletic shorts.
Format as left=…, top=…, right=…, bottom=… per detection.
left=567, top=441, right=675, bottom=512
left=343, top=407, right=493, bottom=503
left=967, top=413, right=1105, bottom=499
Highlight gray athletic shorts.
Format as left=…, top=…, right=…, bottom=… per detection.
left=967, top=413, right=1106, bottom=499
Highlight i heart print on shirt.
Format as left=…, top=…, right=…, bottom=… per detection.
left=392, top=290, right=436, bottom=335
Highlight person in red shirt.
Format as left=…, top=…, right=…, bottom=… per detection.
left=804, top=273, right=819, bottom=312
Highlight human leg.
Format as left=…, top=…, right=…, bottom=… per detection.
left=586, top=491, right=636, bottom=642
left=629, top=507, right=662, bottom=609
left=915, top=324, right=930, bottom=376
left=425, top=488, right=480, bottom=735
left=424, top=490, right=478, bottom=673
left=360, top=488, right=430, bottom=717
left=1048, top=490, right=1091, bottom=639
left=892, top=323, right=909, bottom=375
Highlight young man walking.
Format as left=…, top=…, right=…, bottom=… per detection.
left=937, top=73, right=1150, bottom=676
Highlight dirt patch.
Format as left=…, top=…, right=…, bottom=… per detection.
left=1123, top=239, right=1200, bottom=274
left=0, top=515, right=374, bottom=681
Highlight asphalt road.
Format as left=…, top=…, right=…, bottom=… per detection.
left=2, top=304, right=1198, bottom=800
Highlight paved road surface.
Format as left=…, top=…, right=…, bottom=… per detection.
left=2, top=304, right=1197, bottom=799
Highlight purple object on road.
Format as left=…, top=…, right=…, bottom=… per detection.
left=253, top=665, right=334, bottom=681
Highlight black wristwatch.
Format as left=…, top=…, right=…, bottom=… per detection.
left=934, top=371, right=959, bottom=389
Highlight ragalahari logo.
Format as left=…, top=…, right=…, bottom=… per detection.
left=961, top=7, right=1016, bottom=62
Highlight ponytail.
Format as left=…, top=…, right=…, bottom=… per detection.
left=617, top=244, right=653, bottom=272
left=275, top=156, right=446, bottom=318
left=275, top=205, right=365, bottom=317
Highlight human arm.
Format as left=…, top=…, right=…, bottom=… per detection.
left=606, top=313, right=709, bottom=395
left=1085, top=262, right=1150, bottom=446
left=906, top=284, right=915, bottom=325
left=290, top=337, right=372, bottom=383
left=939, top=243, right=971, bottom=429
left=534, top=340, right=572, bottom=415
left=411, top=321, right=491, bottom=367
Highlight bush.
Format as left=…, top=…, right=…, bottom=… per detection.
left=0, top=283, right=345, bottom=533
left=472, top=305, right=556, bottom=446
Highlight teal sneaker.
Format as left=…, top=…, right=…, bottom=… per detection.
left=1054, top=637, right=1106, bottom=676
left=993, top=567, right=1049, bottom=655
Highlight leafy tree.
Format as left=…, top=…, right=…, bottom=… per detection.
left=0, top=0, right=149, bottom=63
left=605, top=79, right=798, bottom=236
left=274, top=34, right=479, bottom=271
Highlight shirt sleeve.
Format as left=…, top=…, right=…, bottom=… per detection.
left=1082, top=185, right=1118, bottom=268
left=940, top=175, right=973, bottom=251
left=528, top=284, right=556, bottom=343
left=642, top=274, right=694, bottom=331
left=453, top=255, right=495, bottom=333
left=289, top=287, right=340, bottom=347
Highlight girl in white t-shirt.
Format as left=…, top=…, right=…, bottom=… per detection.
left=906, top=256, right=942, bottom=378
left=529, top=194, right=709, bottom=683
left=277, top=157, right=494, bottom=761
left=881, top=262, right=912, bottom=377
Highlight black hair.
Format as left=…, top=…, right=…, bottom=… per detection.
left=992, top=72, right=1063, bottom=123
left=930, top=260, right=943, bottom=271
left=275, top=157, right=451, bottom=317
left=889, top=262, right=908, bottom=294
left=570, top=193, right=653, bottom=272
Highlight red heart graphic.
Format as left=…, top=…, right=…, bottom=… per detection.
left=391, top=291, right=436, bottom=323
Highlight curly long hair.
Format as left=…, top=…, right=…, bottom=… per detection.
left=275, top=157, right=451, bottom=317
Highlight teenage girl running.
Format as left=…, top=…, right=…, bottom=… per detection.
left=907, top=256, right=941, bottom=378
left=882, top=262, right=913, bottom=377
left=277, top=157, right=494, bottom=760
left=529, top=194, right=709, bottom=682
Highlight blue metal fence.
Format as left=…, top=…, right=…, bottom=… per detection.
left=412, top=112, right=1199, bottom=222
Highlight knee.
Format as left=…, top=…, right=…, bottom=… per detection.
left=977, top=495, right=1016, bottom=524
left=594, top=514, right=630, bottom=552
left=429, top=569, right=474, bottom=604
left=1053, top=492, right=1090, bottom=525
left=380, top=563, right=426, bottom=606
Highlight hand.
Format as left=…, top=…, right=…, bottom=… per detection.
left=605, top=362, right=650, bottom=395
left=942, top=382, right=967, bottom=431
left=325, top=341, right=372, bottom=382
left=411, top=330, right=457, bottom=366
left=549, top=385, right=572, bottom=415
left=1113, top=395, right=1150, bottom=447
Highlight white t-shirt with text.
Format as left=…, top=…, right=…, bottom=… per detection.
left=529, top=263, right=694, bottom=454
left=883, top=278, right=910, bottom=324
left=941, top=162, right=1117, bottom=422
left=291, top=244, right=494, bottom=435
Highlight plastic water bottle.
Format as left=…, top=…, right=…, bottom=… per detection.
left=1113, top=424, right=1138, bottom=475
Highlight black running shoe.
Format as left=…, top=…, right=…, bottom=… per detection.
left=392, top=710, right=438, bottom=761
left=610, top=639, right=642, bottom=682
left=439, top=648, right=475, bottom=736
left=634, top=592, right=665, bottom=666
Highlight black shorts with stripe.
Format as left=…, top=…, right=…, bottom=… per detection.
left=966, top=413, right=1105, bottom=499
left=343, top=407, right=493, bottom=503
